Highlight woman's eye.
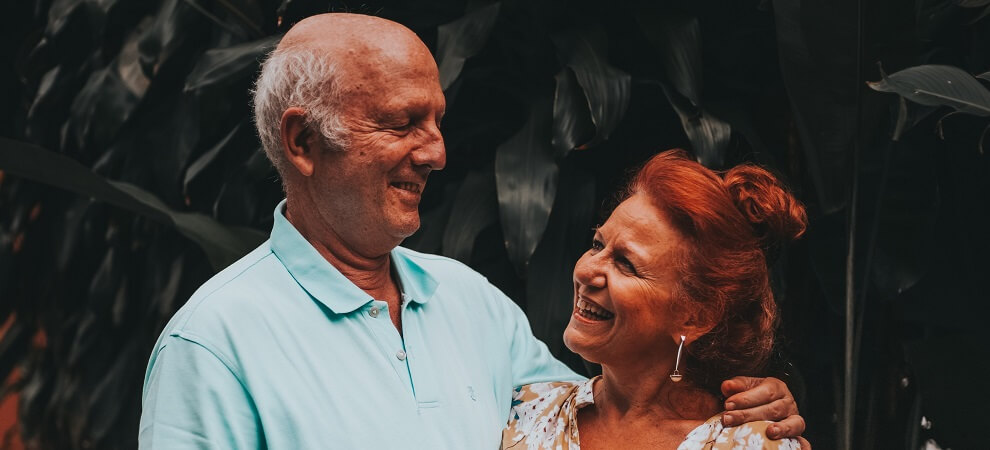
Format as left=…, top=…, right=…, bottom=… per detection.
left=590, top=239, right=604, bottom=251
left=618, top=258, right=636, bottom=275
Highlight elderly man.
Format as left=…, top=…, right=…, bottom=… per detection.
left=139, top=13, right=806, bottom=449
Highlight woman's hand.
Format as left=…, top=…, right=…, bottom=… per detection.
left=720, top=376, right=810, bottom=449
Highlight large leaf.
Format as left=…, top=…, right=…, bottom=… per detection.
left=638, top=12, right=731, bottom=167
left=551, top=28, right=630, bottom=153
left=435, top=2, right=501, bottom=91
left=64, top=67, right=142, bottom=152
left=661, top=84, right=733, bottom=168
left=184, top=35, right=281, bottom=92
left=956, top=0, right=990, bottom=21
left=138, top=0, right=209, bottom=78
left=495, top=97, right=557, bottom=272
left=442, top=166, right=498, bottom=263
left=212, top=0, right=267, bottom=38
left=0, top=138, right=265, bottom=270
left=868, top=64, right=990, bottom=116
left=551, top=67, right=595, bottom=159
left=184, top=123, right=242, bottom=195
left=637, top=12, right=703, bottom=104
left=772, top=0, right=859, bottom=214
left=892, top=97, right=938, bottom=141
left=525, top=162, right=596, bottom=369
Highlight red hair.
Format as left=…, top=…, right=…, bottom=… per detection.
left=628, top=150, right=807, bottom=393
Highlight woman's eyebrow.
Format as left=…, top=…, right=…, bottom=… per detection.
left=613, top=239, right=649, bottom=264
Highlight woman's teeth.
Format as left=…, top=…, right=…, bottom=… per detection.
left=576, top=298, right=615, bottom=321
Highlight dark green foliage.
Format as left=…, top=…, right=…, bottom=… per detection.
left=0, top=0, right=988, bottom=449
left=870, top=64, right=990, bottom=116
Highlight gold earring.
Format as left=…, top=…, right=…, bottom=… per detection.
left=670, top=335, right=686, bottom=382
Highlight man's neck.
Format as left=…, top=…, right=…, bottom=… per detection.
left=284, top=200, right=404, bottom=331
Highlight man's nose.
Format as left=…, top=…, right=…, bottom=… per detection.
left=412, top=123, right=446, bottom=171
left=573, top=252, right=606, bottom=289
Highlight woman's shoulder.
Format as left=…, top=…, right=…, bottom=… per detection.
left=511, top=379, right=589, bottom=406
left=678, top=415, right=802, bottom=450
left=502, top=378, right=595, bottom=450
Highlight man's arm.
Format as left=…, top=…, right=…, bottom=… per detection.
left=140, top=336, right=262, bottom=449
left=721, top=376, right=811, bottom=449
left=493, top=287, right=582, bottom=386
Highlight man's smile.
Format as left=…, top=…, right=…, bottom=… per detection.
left=389, top=181, right=422, bottom=194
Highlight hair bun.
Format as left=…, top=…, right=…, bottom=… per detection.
left=723, top=165, right=807, bottom=253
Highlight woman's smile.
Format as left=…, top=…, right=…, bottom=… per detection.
left=574, top=297, right=615, bottom=322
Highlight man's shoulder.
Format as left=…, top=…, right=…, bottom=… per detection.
left=162, top=241, right=286, bottom=337
left=394, top=246, right=487, bottom=282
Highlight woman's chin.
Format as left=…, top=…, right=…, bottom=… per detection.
left=563, top=320, right=605, bottom=363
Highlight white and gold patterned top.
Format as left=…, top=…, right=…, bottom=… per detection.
left=502, top=377, right=801, bottom=450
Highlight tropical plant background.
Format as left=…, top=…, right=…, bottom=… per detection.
left=0, top=0, right=988, bottom=448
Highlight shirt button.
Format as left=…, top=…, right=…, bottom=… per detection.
left=396, top=350, right=407, bottom=361
left=369, top=307, right=380, bottom=318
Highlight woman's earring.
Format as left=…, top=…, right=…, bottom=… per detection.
left=670, top=335, right=686, bottom=382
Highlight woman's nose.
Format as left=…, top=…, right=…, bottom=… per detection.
left=574, top=251, right=606, bottom=289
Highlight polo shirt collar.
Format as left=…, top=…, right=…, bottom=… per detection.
left=268, top=200, right=437, bottom=314
left=390, top=247, right=438, bottom=306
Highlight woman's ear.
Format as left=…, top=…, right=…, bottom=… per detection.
left=280, top=107, right=317, bottom=177
left=671, top=309, right=717, bottom=346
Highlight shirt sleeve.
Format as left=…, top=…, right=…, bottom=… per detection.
left=494, top=287, right=583, bottom=386
left=139, top=335, right=263, bottom=449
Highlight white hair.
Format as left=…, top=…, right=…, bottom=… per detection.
left=252, top=45, right=349, bottom=178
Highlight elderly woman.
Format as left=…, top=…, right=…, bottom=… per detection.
left=502, top=150, right=807, bottom=450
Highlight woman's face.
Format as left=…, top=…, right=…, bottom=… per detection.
left=563, top=193, right=686, bottom=366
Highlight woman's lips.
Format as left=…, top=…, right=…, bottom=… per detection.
left=575, top=297, right=615, bottom=321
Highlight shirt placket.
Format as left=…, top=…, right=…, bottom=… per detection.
left=399, top=294, right=440, bottom=410
left=362, top=300, right=417, bottom=398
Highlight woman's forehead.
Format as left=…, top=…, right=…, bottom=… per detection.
left=602, top=195, right=683, bottom=257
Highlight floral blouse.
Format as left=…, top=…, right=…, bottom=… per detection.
left=501, top=377, right=801, bottom=450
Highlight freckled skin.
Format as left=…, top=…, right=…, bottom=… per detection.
left=270, top=16, right=806, bottom=441
left=277, top=14, right=446, bottom=329
left=281, top=14, right=446, bottom=259
left=564, top=193, right=724, bottom=449
left=564, top=192, right=686, bottom=370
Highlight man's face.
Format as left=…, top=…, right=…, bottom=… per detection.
left=308, top=44, right=446, bottom=251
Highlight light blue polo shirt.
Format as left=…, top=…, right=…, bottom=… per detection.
left=139, top=200, right=581, bottom=449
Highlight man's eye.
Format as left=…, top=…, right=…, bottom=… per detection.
left=590, top=239, right=604, bottom=251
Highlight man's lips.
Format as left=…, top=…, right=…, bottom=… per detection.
left=390, top=181, right=423, bottom=194
left=575, top=297, right=615, bottom=321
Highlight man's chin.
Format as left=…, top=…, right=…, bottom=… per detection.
left=391, top=216, right=421, bottom=240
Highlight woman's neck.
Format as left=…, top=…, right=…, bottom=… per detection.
left=593, top=364, right=721, bottom=423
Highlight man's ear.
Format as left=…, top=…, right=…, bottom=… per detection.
left=280, top=107, right=317, bottom=177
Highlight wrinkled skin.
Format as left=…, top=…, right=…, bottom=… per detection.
left=274, top=13, right=807, bottom=448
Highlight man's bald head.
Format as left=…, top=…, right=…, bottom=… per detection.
left=278, top=13, right=427, bottom=57
left=252, top=13, right=436, bottom=182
